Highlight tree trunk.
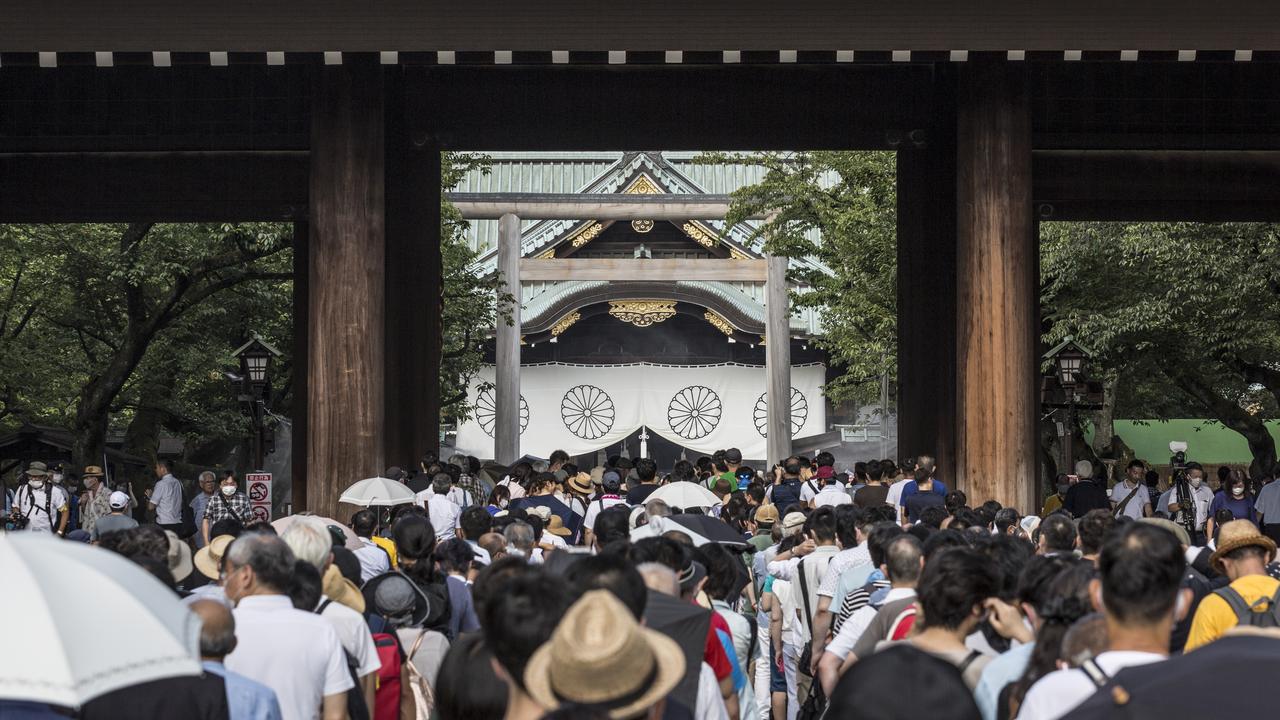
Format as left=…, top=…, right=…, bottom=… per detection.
left=1173, top=369, right=1278, bottom=478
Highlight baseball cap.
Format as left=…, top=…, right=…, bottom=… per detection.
left=754, top=504, right=780, bottom=526
left=602, top=470, right=622, bottom=492
left=782, top=512, right=807, bottom=533
left=108, top=491, right=130, bottom=509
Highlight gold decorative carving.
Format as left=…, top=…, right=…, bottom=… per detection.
left=569, top=222, right=605, bottom=248
left=704, top=310, right=734, bottom=336
left=550, top=310, right=582, bottom=337
left=625, top=175, right=662, bottom=195
left=608, top=300, right=677, bottom=327
left=535, top=248, right=556, bottom=259
left=728, top=247, right=752, bottom=260
left=681, top=222, right=718, bottom=249
left=631, top=219, right=654, bottom=233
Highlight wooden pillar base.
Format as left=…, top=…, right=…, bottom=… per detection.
left=956, top=55, right=1037, bottom=511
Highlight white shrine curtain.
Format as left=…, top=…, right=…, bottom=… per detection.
left=454, top=363, right=826, bottom=460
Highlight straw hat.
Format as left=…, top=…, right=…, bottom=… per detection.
left=82, top=465, right=104, bottom=478
left=567, top=472, right=593, bottom=495
left=545, top=514, right=572, bottom=537
left=323, top=564, right=366, bottom=613
left=1210, top=520, right=1277, bottom=573
left=164, top=530, right=194, bottom=583
left=524, top=590, right=685, bottom=719
left=195, top=534, right=235, bottom=580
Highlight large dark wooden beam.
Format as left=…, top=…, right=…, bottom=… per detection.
left=383, top=73, right=442, bottom=469
left=896, top=66, right=958, bottom=486
left=956, top=56, right=1037, bottom=512
left=308, top=62, right=386, bottom=516
left=290, top=220, right=310, bottom=513
left=0, top=151, right=307, bottom=222
left=1033, top=150, right=1280, bottom=221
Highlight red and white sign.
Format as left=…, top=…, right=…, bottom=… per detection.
left=246, top=472, right=272, bottom=522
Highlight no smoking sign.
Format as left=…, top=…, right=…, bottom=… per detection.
left=246, top=472, right=272, bottom=521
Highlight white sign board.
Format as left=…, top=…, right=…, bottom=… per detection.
left=245, top=472, right=272, bottom=523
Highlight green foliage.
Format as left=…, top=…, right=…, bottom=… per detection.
left=697, top=151, right=898, bottom=404
left=440, top=152, right=499, bottom=424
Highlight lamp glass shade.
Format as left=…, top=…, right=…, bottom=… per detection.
left=1057, top=354, right=1083, bottom=386
left=245, top=354, right=269, bottom=383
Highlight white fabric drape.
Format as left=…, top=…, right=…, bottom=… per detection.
left=455, top=363, right=826, bottom=460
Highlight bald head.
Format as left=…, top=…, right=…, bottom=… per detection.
left=191, top=599, right=237, bottom=660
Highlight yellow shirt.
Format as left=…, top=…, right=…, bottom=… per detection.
left=370, top=535, right=398, bottom=568
left=1185, top=574, right=1280, bottom=651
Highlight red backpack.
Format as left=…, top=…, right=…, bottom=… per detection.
left=371, top=631, right=435, bottom=720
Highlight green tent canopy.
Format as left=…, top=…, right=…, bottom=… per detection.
left=1086, top=419, right=1280, bottom=465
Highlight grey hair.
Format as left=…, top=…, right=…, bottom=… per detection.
left=224, top=533, right=297, bottom=593
left=503, top=521, right=535, bottom=551
left=199, top=471, right=216, bottom=483
left=531, top=460, right=549, bottom=473
left=280, top=515, right=333, bottom=570
left=636, top=562, right=679, bottom=596
left=432, top=473, right=453, bottom=495
left=447, top=454, right=468, bottom=469
left=645, top=499, right=672, bottom=519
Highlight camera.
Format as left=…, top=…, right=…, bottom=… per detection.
left=1169, top=441, right=1188, bottom=472
left=5, top=512, right=29, bottom=531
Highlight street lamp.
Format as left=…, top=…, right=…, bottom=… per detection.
left=231, top=334, right=281, bottom=471
left=1042, top=336, right=1098, bottom=482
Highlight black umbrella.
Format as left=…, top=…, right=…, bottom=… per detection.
left=1064, top=632, right=1280, bottom=719
left=642, top=590, right=710, bottom=711
left=668, top=514, right=750, bottom=550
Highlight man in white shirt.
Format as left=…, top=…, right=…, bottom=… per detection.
left=1017, top=523, right=1187, bottom=720
left=812, top=476, right=852, bottom=509
left=582, top=471, right=626, bottom=546
left=1109, top=460, right=1152, bottom=521
left=348, top=510, right=392, bottom=582
left=147, top=458, right=184, bottom=533
left=11, top=462, right=69, bottom=534
left=281, top=516, right=382, bottom=710
left=222, top=533, right=353, bottom=720
left=416, top=473, right=461, bottom=542
left=818, top=532, right=922, bottom=696
left=804, top=506, right=870, bottom=673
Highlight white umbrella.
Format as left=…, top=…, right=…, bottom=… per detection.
left=647, top=481, right=722, bottom=510
left=630, top=515, right=715, bottom=545
left=338, top=476, right=418, bottom=507
left=0, top=532, right=201, bottom=707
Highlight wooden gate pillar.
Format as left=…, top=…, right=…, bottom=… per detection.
left=956, top=55, right=1037, bottom=511
left=384, top=72, right=442, bottom=470
left=897, top=67, right=958, bottom=483
left=494, top=213, right=523, bottom=464
left=765, top=254, right=792, bottom=466
left=308, top=61, right=386, bottom=514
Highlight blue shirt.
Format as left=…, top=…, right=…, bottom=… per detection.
left=203, top=660, right=283, bottom=720
left=191, top=492, right=215, bottom=548
left=973, top=642, right=1035, bottom=720
left=899, top=479, right=948, bottom=501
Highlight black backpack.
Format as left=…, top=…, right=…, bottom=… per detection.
left=771, top=480, right=803, bottom=512
left=1213, top=585, right=1280, bottom=628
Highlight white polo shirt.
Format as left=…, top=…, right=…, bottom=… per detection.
left=226, top=594, right=354, bottom=720
left=318, top=596, right=381, bottom=678
left=813, top=484, right=853, bottom=508
left=416, top=492, right=461, bottom=541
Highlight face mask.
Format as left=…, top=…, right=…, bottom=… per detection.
left=29, top=479, right=45, bottom=489
left=1190, top=477, right=1202, bottom=489
left=52, top=474, right=64, bottom=484
left=1232, top=486, right=1245, bottom=497
left=221, top=485, right=236, bottom=496
left=499, top=500, right=509, bottom=509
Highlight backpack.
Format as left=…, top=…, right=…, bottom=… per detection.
left=1213, top=585, right=1280, bottom=628
left=371, top=630, right=436, bottom=720
left=770, top=480, right=803, bottom=512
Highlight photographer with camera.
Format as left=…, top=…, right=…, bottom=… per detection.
left=9, top=461, right=69, bottom=535
left=1161, top=445, right=1214, bottom=546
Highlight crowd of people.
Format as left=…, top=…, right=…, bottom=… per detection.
left=4, top=448, right=1280, bottom=720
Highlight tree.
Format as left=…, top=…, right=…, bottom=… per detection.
left=21, top=222, right=293, bottom=471
left=697, top=151, right=898, bottom=404
left=1041, top=221, right=1280, bottom=476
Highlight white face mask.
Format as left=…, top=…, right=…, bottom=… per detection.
left=51, top=473, right=64, bottom=484
left=1232, top=486, right=1245, bottom=497
left=1190, top=477, right=1202, bottom=489
left=221, top=485, right=236, bottom=496
left=29, top=479, right=45, bottom=490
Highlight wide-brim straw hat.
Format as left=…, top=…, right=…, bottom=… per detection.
left=164, top=530, right=194, bottom=583
left=194, top=534, right=235, bottom=580
left=323, top=564, right=366, bottom=613
left=567, top=472, right=593, bottom=495
left=1210, top=520, right=1277, bottom=573
left=545, top=514, right=572, bottom=537
left=525, top=590, right=685, bottom=719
